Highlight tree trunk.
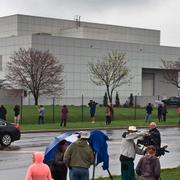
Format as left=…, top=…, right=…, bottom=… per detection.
left=34, top=96, right=38, bottom=105
left=106, top=85, right=112, bottom=104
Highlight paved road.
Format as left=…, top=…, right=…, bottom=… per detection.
left=0, top=127, right=180, bottom=180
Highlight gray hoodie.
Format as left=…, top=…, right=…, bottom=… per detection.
left=136, top=154, right=160, bottom=180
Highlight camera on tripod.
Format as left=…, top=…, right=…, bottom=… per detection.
left=137, top=134, right=169, bottom=156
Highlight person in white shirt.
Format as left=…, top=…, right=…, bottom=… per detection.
left=119, top=126, right=146, bottom=180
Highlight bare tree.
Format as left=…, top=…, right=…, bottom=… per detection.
left=161, top=59, right=180, bottom=94
left=0, top=79, right=9, bottom=89
left=6, top=48, right=64, bottom=105
left=88, top=50, right=129, bottom=104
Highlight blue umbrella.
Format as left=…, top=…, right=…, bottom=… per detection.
left=44, top=131, right=79, bottom=163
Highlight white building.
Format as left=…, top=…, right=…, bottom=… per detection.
left=0, top=14, right=179, bottom=105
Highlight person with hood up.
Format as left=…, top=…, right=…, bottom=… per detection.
left=136, top=145, right=160, bottom=180
left=63, top=131, right=94, bottom=180
left=25, top=151, right=52, bottom=180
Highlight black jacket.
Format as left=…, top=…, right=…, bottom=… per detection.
left=149, top=128, right=161, bottom=148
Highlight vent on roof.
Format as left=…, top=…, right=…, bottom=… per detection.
left=34, top=33, right=52, bottom=36
left=74, top=15, right=81, bottom=29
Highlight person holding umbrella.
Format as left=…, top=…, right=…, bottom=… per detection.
left=63, top=131, right=94, bottom=180
left=53, top=140, right=68, bottom=180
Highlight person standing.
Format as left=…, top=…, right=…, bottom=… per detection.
left=0, top=105, right=7, bottom=120
left=162, top=104, right=168, bottom=121
left=38, top=105, right=45, bottom=124
left=157, top=104, right=163, bottom=122
left=148, top=122, right=161, bottom=156
left=64, top=131, right=94, bottom=180
left=14, top=105, right=20, bottom=124
left=53, top=140, right=68, bottom=180
left=25, top=151, right=52, bottom=180
left=136, top=145, right=161, bottom=180
left=105, top=105, right=112, bottom=125
left=88, top=100, right=98, bottom=123
left=61, top=105, right=68, bottom=127
left=145, top=103, right=153, bottom=122
left=119, top=126, right=146, bottom=180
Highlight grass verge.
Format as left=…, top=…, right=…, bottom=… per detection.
left=95, top=166, right=180, bottom=180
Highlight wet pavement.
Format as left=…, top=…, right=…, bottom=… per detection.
left=0, top=127, right=180, bottom=180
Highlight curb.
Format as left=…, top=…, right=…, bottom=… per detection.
left=21, top=125, right=179, bottom=134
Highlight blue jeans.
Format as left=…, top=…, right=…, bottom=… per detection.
left=145, top=113, right=151, bottom=122
left=69, top=167, right=89, bottom=180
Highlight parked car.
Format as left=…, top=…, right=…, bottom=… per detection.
left=162, top=97, right=180, bottom=106
left=0, top=119, right=21, bottom=146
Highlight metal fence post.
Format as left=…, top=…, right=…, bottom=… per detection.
left=20, top=95, right=23, bottom=124
left=52, top=97, right=55, bottom=123
left=134, top=95, right=137, bottom=120
left=82, top=94, right=84, bottom=121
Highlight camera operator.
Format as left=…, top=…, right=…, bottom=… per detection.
left=119, top=126, right=147, bottom=180
left=137, top=122, right=161, bottom=156
left=148, top=122, right=162, bottom=157
left=148, top=122, right=161, bottom=149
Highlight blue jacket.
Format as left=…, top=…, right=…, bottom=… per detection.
left=88, top=130, right=109, bottom=170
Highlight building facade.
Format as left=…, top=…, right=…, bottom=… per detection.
left=0, top=14, right=179, bottom=105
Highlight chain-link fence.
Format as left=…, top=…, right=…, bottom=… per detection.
left=1, top=91, right=173, bottom=124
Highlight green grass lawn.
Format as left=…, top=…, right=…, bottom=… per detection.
left=95, top=166, right=180, bottom=180
left=3, top=105, right=180, bottom=131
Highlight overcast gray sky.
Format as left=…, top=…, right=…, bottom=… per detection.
left=0, top=0, right=180, bottom=47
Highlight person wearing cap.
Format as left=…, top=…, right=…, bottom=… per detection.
left=119, top=126, right=146, bottom=180
left=63, top=131, right=94, bottom=180
left=136, top=145, right=161, bottom=180
left=148, top=122, right=161, bottom=156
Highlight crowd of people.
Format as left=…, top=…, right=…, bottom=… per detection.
left=145, top=102, right=168, bottom=122
left=0, top=100, right=171, bottom=127
left=25, top=131, right=95, bottom=180
left=24, top=122, right=165, bottom=180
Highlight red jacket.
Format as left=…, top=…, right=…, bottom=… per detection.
left=61, top=106, right=68, bottom=120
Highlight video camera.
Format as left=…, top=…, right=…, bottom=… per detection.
left=137, top=135, right=169, bottom=156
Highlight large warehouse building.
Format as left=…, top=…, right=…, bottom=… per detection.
left=0, top=14, right=179, bottom=105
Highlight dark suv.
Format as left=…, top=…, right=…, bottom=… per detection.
left=162, top=97, right=180, bottom=106
left=0, top=119, right=21, bottom=146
